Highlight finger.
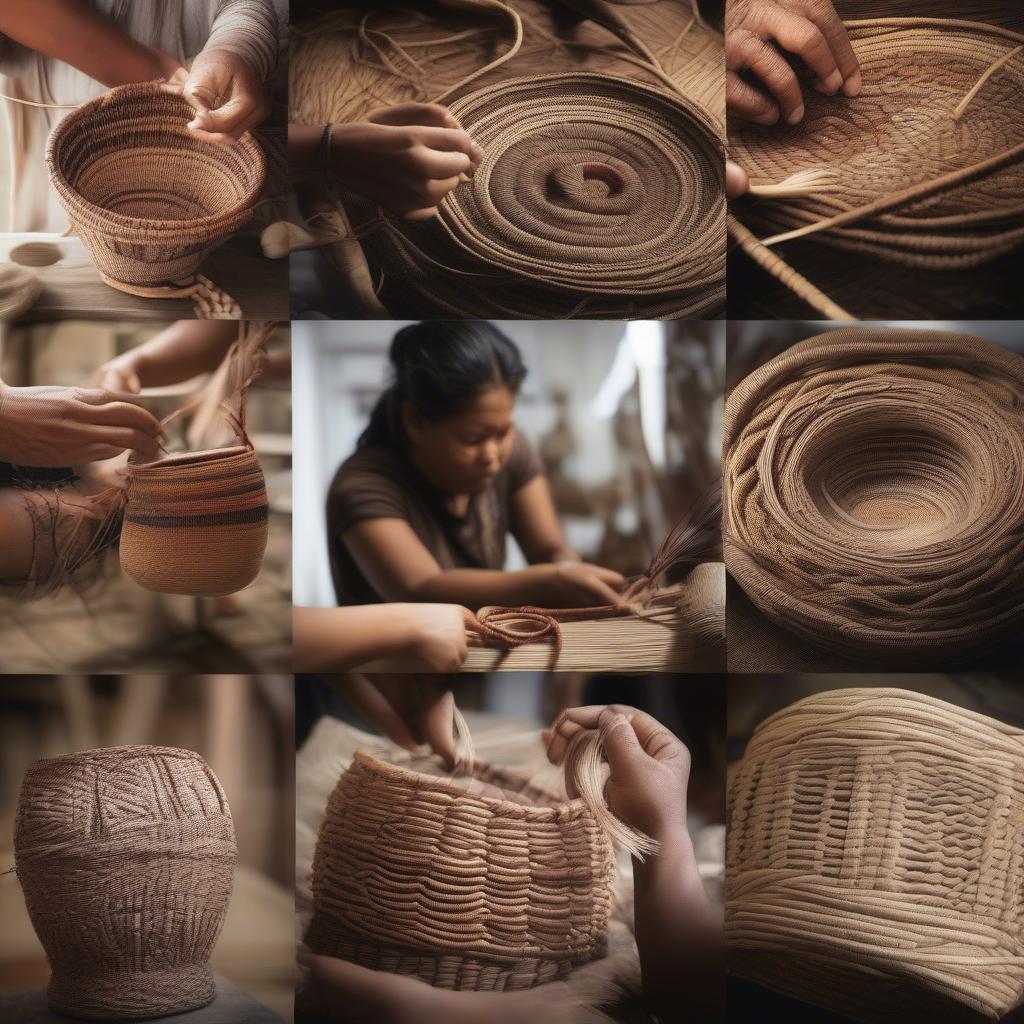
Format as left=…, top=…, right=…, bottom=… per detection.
left=726, top=71, right=780, bottom=125
left=188, top=94, right=263, bottom=137
left=726, top=159, right=749, bottom=199
left=371, top=102, right=461, bottom=130
left=400, top=205, right=439, bottom=222
left=733, top=31, right=805, bottom=125
left=86, top=400, right=163, bottom=436
left=766, top=11, right=841, bottom=94
left=579, top=576, right=626, bottom=607
left=598, top=709, right=648, bottom=777
left=80, top=444, right=126, bottom=463
left=412, top=126, right=483, bottom=165
left=409, top=146, right=474, bottom=180
left=548, top=704, right=626, bottom=764
left=589, top=566, right=626, bottom=588
left=88, top=426, right=161, bottom=455
left=801, top=1, right=861, bottom=94
left=419, top=690, right=457, bottom=769
left=338, top=675, right=419, bottom=751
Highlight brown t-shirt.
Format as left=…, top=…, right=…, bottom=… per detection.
left=327, top=428, right=542, bottom=605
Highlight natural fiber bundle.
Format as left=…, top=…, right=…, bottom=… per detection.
left=46, top=82, right=265, bottom=292
left=363, top=72, right=724, bottom=318
left=14, top=745, right=236, bottom=1020
left=305, top=731, right=653, bottom=991
left=726, top=688, right=1024, bottom=1023
left=724, top=329, right=1024, bottom=664
left=120, top=444, right=268, bottom=596
left=729, top=18, right=1024, bottom=315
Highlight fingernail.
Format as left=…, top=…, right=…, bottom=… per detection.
left=822, top=70, right=842, bottom=94
left=753, top=109, right=779, bottom=126
left=843, top=70, right=862, bottom=97
left=786, top=103, right=805, bottom=125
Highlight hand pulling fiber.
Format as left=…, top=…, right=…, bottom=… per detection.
left=727, top=688, right=1024, bottom=1024
left=724, top=329, right=1024, bottom=664
left=305, top=728, right=655, bottom=991
left=14, top=745, right=236, bottom=1020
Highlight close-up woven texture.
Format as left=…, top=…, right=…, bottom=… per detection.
left=305, top=745, right=619, bottom=991
left=723, top=328, right=1024, bottom=665
left=728, top=13, right=1024, bottom=318
left=13, top=744, right=237, bottom=1020
left=46, top=82, right=266, bottom=294
left=726, top=687, right=1024, bottom=1023
left=290, top=0, right=724, bottom=318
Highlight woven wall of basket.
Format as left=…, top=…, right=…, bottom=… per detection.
left=305, top=749, right=617, bottom=991
left=14, top=745, right=236, bottom=1021
left=728, top=17, right=1024, bottom=317
left=46, top=82, right=266, bottom=293
left=726, top=688, right=1024, bottom=1024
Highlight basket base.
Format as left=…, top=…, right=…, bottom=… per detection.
left=48, top=964, right=216, bottom=1020
left=99, top=270, right=198, bottom=300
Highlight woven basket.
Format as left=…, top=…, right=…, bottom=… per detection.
left=305, top=751, right=615, bottom=991
left=15, top=745, right=236, bottom=1020
left=727, top=688, right=1024, bottom=1023
left=120, top=444, right=269, bottom=596
left=46, top=82, right=266, bottom=291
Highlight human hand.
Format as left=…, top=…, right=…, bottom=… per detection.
left=547, top=705, right=690, bottom=842
left=328, top=102, right=483, bottom=220
left=537, top=561, right=627, bottom=608
left=726, top=159, right=749, bottom=198
left=726, top=0, right=861, bottom=126
left=0, top=384, right=162, bottom=467
left=399, top=603, right=471, bottom=673
left=172, top=47, right=269, bottom=143
left=335, top=674, right=462, bottom=768
left=91, top=351, right=144, bottom=394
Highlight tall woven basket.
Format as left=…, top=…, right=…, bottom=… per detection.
left=727, top=688, right=1024, bottom=1023
left=14, top=745, right=236, bottom=1020
left=120, top=444, right=269, bottom=596
left=305, top=751, right=616, bottom=991
left=46, top=82, right=265, bottom=292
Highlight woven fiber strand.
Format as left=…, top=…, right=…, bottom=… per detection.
left=46, top=82, right=266, bottom=291
left=362, top=72, right=724, bottom=318
left=728, top=18, right=1024, bottom=314
left=120, top=444, right=268, bottom=596
left=724, top=328, right=1024, bottom=664
left=14, top=745, right=236, bottom=1021
left=726, top=688, right=1024, bottom=1023
left=305, top=750, right=615, bottom=991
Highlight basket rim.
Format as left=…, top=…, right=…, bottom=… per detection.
left=24, top=743, right=209, bottom=771
left=46, top=81, right=266, bottom=235
left=130, top=444, right=255, bottom=472
left=350, top=749, right=595, bottom=821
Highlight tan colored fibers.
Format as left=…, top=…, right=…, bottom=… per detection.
left=14, top=745, right=236, bottom=1021
left=724, top=328, right=1024, bottom=664
left=46, top=82, right=266, bottom=292
left=305, top=733, right=657, bottom=990
left=729, top=18, right=1024, bottom=316
left=727, top=688, right=1024, bottom=1024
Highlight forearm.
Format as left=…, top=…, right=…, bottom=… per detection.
left=293, top=605, right=421, bottom=672
left=288, top=123, right=326, bottom=181
left=124, top=322, right=238, bottom=386
left=633, top=827, right=723, bottom=1020
left=208, top=0, right=279, bottom=82
left=0, top=0, right=177, bottom=86
left=407, top=566, right=561, bottom=609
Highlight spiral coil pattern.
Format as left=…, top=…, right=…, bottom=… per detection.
left=724, top=329, right=1024, bottom=664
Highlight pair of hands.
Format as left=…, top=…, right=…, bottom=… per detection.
left=727, top=0, right=861, bottom=198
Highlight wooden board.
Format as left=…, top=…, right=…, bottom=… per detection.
left=1, top=231, right=288, bottom=322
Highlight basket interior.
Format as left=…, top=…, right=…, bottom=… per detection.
left=54, top=90, right=263, bottom=222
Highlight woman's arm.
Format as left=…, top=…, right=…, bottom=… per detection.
left=342, top=517, right=625, bottom=609
left=508, top=475, right=579, bottom=564
left=0, top=0, right=179, bottom=86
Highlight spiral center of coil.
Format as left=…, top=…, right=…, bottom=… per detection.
left=544, top=159, right=636, bottom=213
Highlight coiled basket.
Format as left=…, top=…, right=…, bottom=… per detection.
left=727, top=688, right=1024, bottom=1023
left=14, top=745, right=236, bottom=1020
left=120, top=444, right=269, bottom=596
left=46, top=82, right=265, bottom=291
left=305, top=751, right=616, bottom=991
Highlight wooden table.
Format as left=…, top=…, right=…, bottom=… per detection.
left=0, top=977, right=285, bottom=1022
left=1, top=231, right=288, bottom=322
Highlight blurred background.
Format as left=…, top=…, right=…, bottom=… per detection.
left=0, top=321, right=292, bottom=672
left=0, top=675, right=296, bottom=1021
left=293, top=319, right=724, bottom=609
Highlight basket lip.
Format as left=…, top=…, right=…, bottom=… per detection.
left=130, top=444, right=255, bottom=472
left=46, top=81, right=266, bottom=235
left=24, top=743, right=209, bottom=772
left=350, top=749, right=593, bottom=820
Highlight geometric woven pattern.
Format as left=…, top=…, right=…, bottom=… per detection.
left=727, top=689, right=1024, bottom=1023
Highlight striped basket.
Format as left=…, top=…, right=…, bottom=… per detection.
left=727, top=688, right=1024, bottom=1023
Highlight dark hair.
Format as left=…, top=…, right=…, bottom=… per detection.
left=357, top=322, right=527, bottom=449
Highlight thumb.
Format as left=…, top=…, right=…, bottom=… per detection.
left=420, top=690, right=457, bottom=770
left=598, top=709, right=646, bottom=778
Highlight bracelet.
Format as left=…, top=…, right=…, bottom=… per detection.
left=318, top=122, right=334, bottom=173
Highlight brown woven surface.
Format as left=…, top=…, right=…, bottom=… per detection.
left=724, top=328, right=1024, bottom=665
left=14, top=745, right=236, bottom=1021
left=46, top=82, right=266, bottom=292
left=728, top=17, right=1024, bottom=316
left=305, top=750, right=615, bottom=991
left=727, top=688, right=1024, bottom=1023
